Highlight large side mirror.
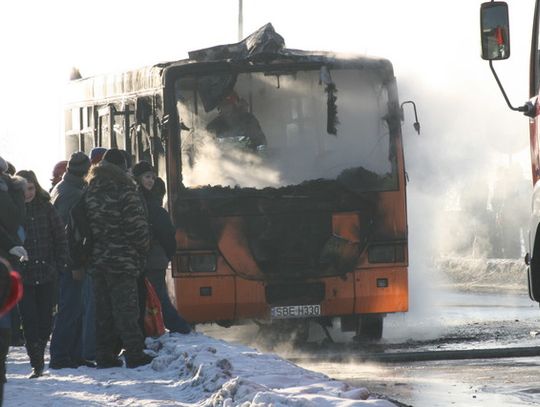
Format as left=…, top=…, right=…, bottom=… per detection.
left=480, top=2, right=510, bottom=60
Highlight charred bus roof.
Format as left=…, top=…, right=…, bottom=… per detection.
left=66, top=23, right=395, bottom=106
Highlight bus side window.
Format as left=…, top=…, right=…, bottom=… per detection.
left=65, top=107, right=93, bottom=154
left=135, top=98, right=155, bottom=164
left=97, top=106, right=112, bottom=148
left=112, top=103, right=135, bottom=152
left=81, top=106, right=94, bottom=154
left=113, top=113, right=123, bottom=150
left=65, top=109, right=77, bottom=154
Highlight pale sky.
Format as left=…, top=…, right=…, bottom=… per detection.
left=0, top=0, right=534, bottom=187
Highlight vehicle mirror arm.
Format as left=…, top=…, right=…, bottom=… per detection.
left=489, top=60, right=535, bottom=117
left=400, top=100, right=421, bottom=135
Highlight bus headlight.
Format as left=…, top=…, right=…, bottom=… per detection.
left=189, top=254, right=217, bottom=272
left=368, top=244, right=405, bottom=263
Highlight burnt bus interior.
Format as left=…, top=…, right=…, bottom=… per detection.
left=175, top=68, right=398, bottom=191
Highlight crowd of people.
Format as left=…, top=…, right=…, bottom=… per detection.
left=0, top=147, right=190, bottom=399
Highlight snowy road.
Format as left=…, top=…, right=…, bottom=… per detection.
left=201, top=290, right=540, bottom=406
left=296, top=291, right=540, bottom=406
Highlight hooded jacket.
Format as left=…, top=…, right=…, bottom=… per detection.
left=85, top=162, right=150, bottom=276
left=51, top=171, right=86, bottom=225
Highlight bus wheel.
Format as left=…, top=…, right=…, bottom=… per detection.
left=354, top=315, right=383, bottom=341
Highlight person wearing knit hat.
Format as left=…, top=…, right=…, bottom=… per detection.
left=132, top=161, right=154, bottom=178
left=67, top=152, right=91, bottom=176
left=0, top=157, right=7, bottom=174
left=89, top=147, right=106, bottom=165
left=102, top=149, right=127, bottom=171
left=49, top=152, right=95, bottom=370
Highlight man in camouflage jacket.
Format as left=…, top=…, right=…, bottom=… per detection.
left=85, top=149, right=152, bottom=368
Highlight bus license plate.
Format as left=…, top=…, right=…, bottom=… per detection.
left=271, top=304, right=321, bottom=319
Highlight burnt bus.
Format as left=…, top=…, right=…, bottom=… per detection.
left=64, top=24, right=409, bottom=340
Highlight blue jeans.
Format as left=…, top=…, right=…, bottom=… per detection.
left=146, top=269, right=191, bottom=334
left=81, top=275, right=95, bottom=360
left=50, top=271, right=96, bottom=363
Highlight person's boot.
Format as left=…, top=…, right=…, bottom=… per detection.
left=125, top=352, right=154, bottom=369
left=28, top=366, right=44, bottom=379
left=96, top=353, right=123, bottom=369
left=26, top=342, right=44, bottom=379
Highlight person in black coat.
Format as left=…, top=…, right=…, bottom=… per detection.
left=132, top=161, right=191, bottom=335
left=16, top=170, right=68, bottom=378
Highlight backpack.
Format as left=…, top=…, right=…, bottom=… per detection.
left=66, top=192, right=93, bottom=269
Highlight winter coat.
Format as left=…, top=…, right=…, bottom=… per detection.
left=50, top=171, right=86, bottom=225
left=85, top=162, right=150, bottom=276
left=21, top=199, right=68, bottom=285
left=141, top=189, right=176, bottom=270
left=0, top=174, right=26, bottom=259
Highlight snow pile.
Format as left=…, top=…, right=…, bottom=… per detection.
left=435, top=257, right=527, bottom=293
left=5, top=332, right=396, bottom=406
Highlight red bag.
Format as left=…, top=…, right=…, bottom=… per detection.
left=0, top=271, right=23, bottom=317
left=144, top=278, right=165, bottom=337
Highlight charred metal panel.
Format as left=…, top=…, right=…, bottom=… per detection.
left=188, top=23, right=285, bottom=63
left=174, top=180, right=379, bottom=279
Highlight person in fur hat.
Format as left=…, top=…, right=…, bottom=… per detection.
left=85, top=149, right=152, bottom=368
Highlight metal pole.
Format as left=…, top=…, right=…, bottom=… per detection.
left=238, top=0, right=243, bottom=41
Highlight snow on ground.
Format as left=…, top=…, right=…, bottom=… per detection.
left=4, top=332, right=396, bottom=406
